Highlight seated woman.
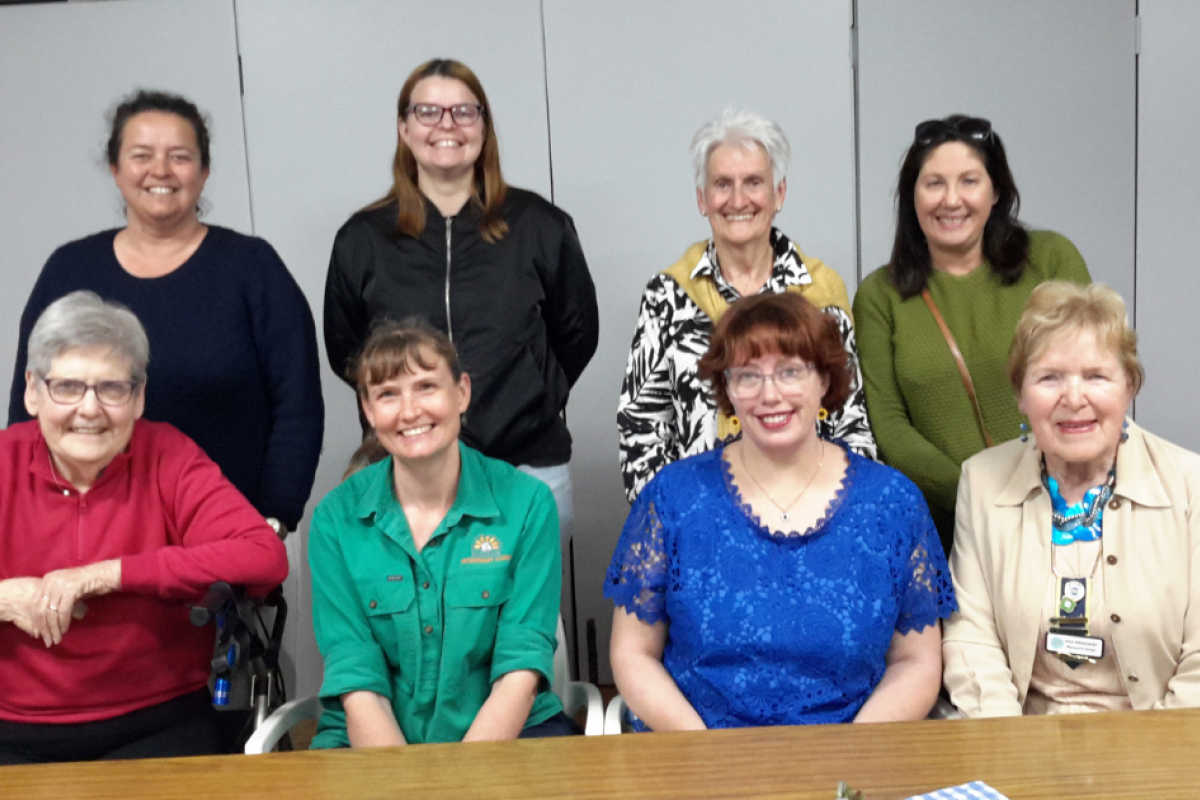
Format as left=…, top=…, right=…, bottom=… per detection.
left=944, top=281, right=1200, bottom=715
left=0, top=291, right=288, bottom=764
left=308, top=319, right=576, bottom=747
left=607, top=292, right=956, bottom=730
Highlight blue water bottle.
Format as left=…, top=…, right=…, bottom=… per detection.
left=213, top=677, right=231, bottom=707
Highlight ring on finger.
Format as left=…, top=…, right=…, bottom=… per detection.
left=49, top=604, right=58, bottom=611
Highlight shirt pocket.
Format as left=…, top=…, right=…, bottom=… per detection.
left=362, top=578, right=419, bottom=685
left=445, top=574, right=514, bottom=668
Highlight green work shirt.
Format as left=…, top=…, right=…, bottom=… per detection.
left=309, top=442, right=562, bottom=747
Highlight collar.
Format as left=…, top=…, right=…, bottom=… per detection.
left=994, top=419, right=1171, bottom=509
left=355, top=442, right=502, bottom=536
left=691, top=228, right=812, bottom=295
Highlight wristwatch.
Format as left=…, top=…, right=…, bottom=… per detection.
left=265, top=517, right=288, bottom=540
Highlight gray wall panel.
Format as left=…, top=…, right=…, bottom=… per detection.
left=544, top=0, right=857, bottom=684
left=858, top=0, right=1136, bottom=307
left=234, top=0, right=552, bottom=698
left=1134, top=1, right=1200, bottom=448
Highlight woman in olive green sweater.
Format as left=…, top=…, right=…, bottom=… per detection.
left=853, top=116, right=1090, bottom=553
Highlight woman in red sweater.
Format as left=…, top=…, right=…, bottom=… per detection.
left=0, top=291, right=288, bottom=764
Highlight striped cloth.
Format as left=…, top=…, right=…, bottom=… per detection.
left=906, top=782, right=1010, bottom=800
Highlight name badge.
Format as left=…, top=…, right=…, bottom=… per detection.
left=1046, top=631, right=1105, bottom=660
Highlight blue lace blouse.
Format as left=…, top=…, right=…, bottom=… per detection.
left=605, top=445, right=956, bottom=729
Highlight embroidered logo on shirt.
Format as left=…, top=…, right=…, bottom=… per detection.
left=461, top=534, right=511, bottom=565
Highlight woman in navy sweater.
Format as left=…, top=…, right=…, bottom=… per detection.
left=8, top=90, right=323, bottom=534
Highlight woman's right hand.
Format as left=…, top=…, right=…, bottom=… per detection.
left=0, top=577, right=86, bottom=643
left=610, top=607, right=707, bottom=732
left=342, top=690, right=407, bottom=748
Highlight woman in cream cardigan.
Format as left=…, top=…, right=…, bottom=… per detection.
left=943, top=281, right=1200, bottom=715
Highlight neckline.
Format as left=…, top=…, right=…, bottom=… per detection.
left=718, top=442, right=853, bottom=543
left=109, top=225, right=212, bottom=282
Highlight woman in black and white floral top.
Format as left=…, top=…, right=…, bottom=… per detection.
left=617, top=109, right=876, bottom=501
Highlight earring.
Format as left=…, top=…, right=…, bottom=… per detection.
left=817, top=407, right=829, bottom=422
left=775, top=206, right=782, bottom=212
left=700, top=210, right=707, bottom=217
left=1121, top=418, right=1129, bottom=443
left=1019, top=421, right=1029, bottom=443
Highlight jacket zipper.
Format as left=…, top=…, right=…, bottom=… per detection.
left=444, top=218, right=454, bottom=343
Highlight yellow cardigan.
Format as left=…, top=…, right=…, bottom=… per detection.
left=943, top=421, right=1200, bottom=715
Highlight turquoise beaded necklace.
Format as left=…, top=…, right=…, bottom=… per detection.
left=1041, top=462, right=1116, bottom=546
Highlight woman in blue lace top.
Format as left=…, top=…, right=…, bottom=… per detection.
left=606, top=292, right=956, bottom=730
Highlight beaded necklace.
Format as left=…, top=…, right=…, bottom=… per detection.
left=1041, top=461, right=1116, bottom=546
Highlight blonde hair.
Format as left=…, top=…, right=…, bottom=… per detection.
left=1007, top=281, right=1143, bottom=396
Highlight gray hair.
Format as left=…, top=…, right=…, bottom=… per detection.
left=690, top=108, right=791, bottom=189
left=27, top=291, right=150, bottom=382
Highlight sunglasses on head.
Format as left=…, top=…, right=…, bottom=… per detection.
left=913, top=116, right=994, bottom=147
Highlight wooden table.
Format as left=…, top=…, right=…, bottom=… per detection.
left=5, top=709, right=1199, bottom=799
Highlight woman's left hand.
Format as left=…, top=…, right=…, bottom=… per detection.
left=32, top=560, right=121, bottom=647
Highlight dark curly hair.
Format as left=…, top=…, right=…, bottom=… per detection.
left=888, top=114, right=1028, bottom=299
left=699, top=292, right=852, bottom=417
left=106, top=90, right=211, bottom=169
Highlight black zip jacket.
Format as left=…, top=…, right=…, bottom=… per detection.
left=324, top=188, right=599, bottom=467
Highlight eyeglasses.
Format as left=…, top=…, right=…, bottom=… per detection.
left=405, top=103, right=485, bottom=127
left=41, top=377, right=139, bottom=407
left=913, top=116, right=994, bottom=147
left=725, top=363, right=816, bottom=399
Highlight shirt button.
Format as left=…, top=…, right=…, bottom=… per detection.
left=369, top=600, right=378, bottom=609
left=481, top=590, right=490, bottom=599
left=424, top=625, right=434, bottom=634
left=1128, top=674, right=1140, bottom=682
left=1109, top=499, right=1121, bottom=510
left=1111, top=614, right=1121, bottom=623
left=422, top=581, right=430, bottom=590
left=1107, top=555, right=1118, bottom=565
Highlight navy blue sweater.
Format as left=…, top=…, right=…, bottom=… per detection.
left=9, top=226, right=324, bottom=530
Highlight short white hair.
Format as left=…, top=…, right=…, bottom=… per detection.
left=690, top=108, right=790, bottom=189
left=27, top=291, right=149, bottom=382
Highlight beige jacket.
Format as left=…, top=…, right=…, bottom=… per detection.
left=942, top=422, right=1200, bottom=716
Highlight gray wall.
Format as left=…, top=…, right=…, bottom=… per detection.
left=1, top=0, right=1193, bottom=694
left=1134, top=0, right=1200, bottom=448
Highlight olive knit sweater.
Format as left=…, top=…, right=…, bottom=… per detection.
left=852, top=230, right=1090, bottom=551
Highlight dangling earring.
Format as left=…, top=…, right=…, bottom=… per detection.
left=1019, top=421, right=1029, bottom=443
left=1121, top=418, right=1129, bottom=443
left=817, top=407, right=829, bottom=422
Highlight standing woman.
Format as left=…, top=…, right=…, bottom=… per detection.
left=618, top=109, right=875, bottom=504
left=324, top=59, right=599, bottom=544
left=853, top=115, right=1090, bottom=552
left=8, top=90, right=324, bottom=535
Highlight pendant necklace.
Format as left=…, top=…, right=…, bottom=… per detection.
left=740, top=441, right=824, bottom=524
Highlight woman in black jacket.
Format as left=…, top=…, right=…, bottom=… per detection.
left=324, top=58, right=599, bottom=544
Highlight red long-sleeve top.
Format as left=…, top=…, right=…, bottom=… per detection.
left=0, top=420, right=289, bottom=723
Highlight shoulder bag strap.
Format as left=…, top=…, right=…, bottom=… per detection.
left=920, top=288, right=995, bottom=448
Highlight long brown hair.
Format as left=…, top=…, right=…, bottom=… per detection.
left=370, top=59, right=508, bottom=243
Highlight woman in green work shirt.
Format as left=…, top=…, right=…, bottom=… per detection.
left=308, top=319, right=577, bottom=747
left=853, top=115, right=1090, bottom=553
